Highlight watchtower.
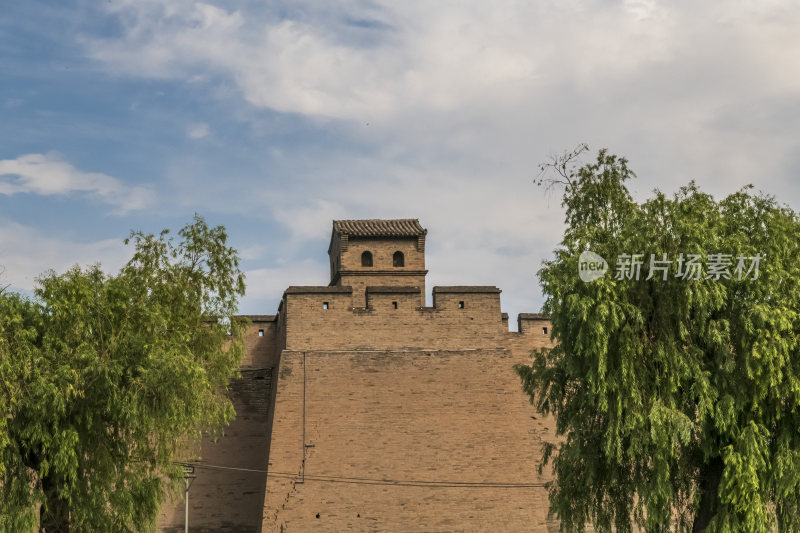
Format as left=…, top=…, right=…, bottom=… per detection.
left=327, top=219, right=428, bottom=306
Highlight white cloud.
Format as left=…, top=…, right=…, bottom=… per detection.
left=0, top=153, right=153, bottom=213
left=75, top=0, right=800, bottom=321
left=245, top=260, right=329, bottom=300
left=272, top=200, right=349, bottom=240
left=85, top=1, right=799, bottom=119
left=83, top=1, right=800, bottom=187
left=0, top=220, right=132, bottom=291
left=238, top=244, right=267, bottom=261
left=187, top=122, right=210, bottom=139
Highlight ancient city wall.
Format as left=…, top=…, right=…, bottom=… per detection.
left=157, top=319, right=278, bottom=532
left=156, top=304, right=554, bottom=533
left=157, top=218, right=558, bottom=532
left=282, top=286, right=512, bottom=351
left=263, top=347, right=558, bottom=532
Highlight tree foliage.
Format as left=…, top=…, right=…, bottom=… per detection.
left=0, top=215, right=246, bottom=532
left=517, top=147, right=800, bottom=532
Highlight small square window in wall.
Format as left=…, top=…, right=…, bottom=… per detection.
left=458, top=301, right=465, bottom=309
left=542, top=326, right=548, bottom=335
left=392, top=301, right=398, bottom=309
left=258, top=329, right=264, bottom=337
left=323, top=302, right=329, bottom=309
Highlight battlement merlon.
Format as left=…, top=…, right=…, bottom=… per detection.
left=432, top=285, right=501, bottom=308
left=518, top=313, right=550, bottom=335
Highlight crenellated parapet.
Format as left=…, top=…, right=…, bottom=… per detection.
left=277, top=283, right=549, bottom=352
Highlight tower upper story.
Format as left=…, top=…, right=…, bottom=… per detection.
left=328, top=219, right=428, bottom=305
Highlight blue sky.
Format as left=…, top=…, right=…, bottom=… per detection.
left=2, top=0, right=799, bottom=325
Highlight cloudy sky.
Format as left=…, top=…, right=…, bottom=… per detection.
left=1, top=0, right=798, bottom=325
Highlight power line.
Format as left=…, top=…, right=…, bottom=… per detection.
left=182, top=462, right=548, bottom=488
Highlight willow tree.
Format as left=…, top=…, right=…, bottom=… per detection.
left=0, top=216, right=246, bottom=532
left=517, top=147, right=800, bottom=532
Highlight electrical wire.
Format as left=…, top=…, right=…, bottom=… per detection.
left=180, top=462, right=547, bottom=488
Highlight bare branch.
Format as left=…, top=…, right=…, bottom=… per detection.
left=535, top=142, right=589, bottom=196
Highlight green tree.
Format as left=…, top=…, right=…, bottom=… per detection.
left=516, top=147, right=800, bottom=532
left=0, top=216, right=246, bottom=532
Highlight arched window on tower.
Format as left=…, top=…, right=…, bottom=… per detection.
left=361, top=251, right=373, bottom=267
left=393, top=251, right=404, bottom=267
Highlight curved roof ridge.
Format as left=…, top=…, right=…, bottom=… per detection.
left=332, top=219, right=426, bottom=237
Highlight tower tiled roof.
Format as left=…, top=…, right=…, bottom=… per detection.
left=332, top=219, right=426, bottom=237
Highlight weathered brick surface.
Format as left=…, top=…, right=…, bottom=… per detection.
left=240, top=316, right=280, bottom=368
left=263, top=348, right=558, bottom=532
left=156, top=220, right=558, bottom=533
left=282, top=288, right=513, bottom=352
left=331, top=235, right=427, bottom=306
left=338, top=237, right=425, bottom=272
left=156, top=322, right=276, bottom=533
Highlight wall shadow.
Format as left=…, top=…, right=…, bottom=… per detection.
left=157, top=368, right=273, bottom=533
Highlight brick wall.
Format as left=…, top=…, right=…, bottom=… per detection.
left=337, top=273, right=427, bottom=307
left=155, top=308, right=556, bottom=533
left=337, top=237, right=424, bottom=272
left=263, top=346, right=558, bottom=532
left=283, top=286, right=511, bottom=351
left=156, top=321, right=277, bottom=532
left=155, top=298, right=556, bottom=533
left=331, top=236, right=427, bottom=306
left=155, top=220, right=563, bottom=533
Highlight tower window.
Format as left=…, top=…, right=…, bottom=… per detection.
left=393, top=251, right=405, bottom=267
left=458, top=301, right=465, bottom=309
left=392, top=301, right=398, bottom=309
left=361, top=251, right=373, bottom=267
left=323, top=302, right=329, bottom=309
left=542, top=326, right=548, bottom=335
left=258, top=329, right=264, bottom=337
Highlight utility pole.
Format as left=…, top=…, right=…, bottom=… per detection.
left=182, top=464, right=196, bottom=533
